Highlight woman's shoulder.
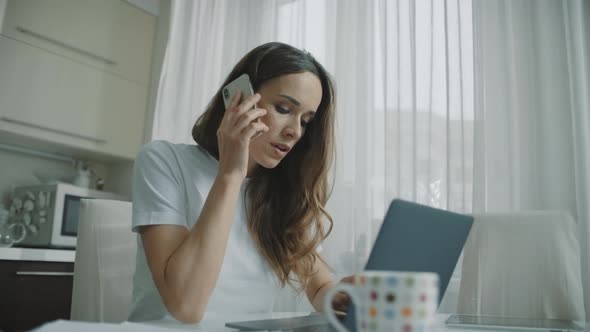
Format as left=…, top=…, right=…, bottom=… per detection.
left=138, top=139, right=180, bottom=155
left=136, top=140, right=217, bottom=170
left=137, top=140, right=198, bottom=158
left=134, top=140, right=174, bottom=166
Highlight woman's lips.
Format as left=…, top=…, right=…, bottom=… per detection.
left=271, top=143, right=289, bottom=157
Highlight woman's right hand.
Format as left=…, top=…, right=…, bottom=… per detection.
left=217, top=91, right=269, bottom=180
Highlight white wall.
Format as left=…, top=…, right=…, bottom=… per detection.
left=143, top=0, right=170, bottom=142
left=585, top=0, right=590, bottom=89
left=107, top=161, right=134, bottom=199
left=124, top=0, right=160, bottom=16
left=0, top=0, right=6, bottom=29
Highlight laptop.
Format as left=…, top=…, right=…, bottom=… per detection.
left=226, top=199, right=474, bottom=331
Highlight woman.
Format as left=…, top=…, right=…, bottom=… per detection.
left=129, top=42, right=349, bottom=323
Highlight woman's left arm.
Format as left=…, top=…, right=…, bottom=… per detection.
left=305, top=257, right=353, bottom=312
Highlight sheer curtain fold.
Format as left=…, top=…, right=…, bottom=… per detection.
left=152, top=0, right=473, bottom=311
left=473, top=0, right=590, bottom=319
left=152, top=0, right=280, bottom=144
left=313, top=1, right=474, bottom=284
left=564, top=0, right=590, bottom=320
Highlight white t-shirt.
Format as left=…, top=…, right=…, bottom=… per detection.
left=128, top=140, right=281, bottom=321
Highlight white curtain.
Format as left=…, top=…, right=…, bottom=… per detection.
left=472, top=0, right=590, bottom=319
left=319, top=0, right=474, bottom=313
left=151, top=0, right=474, bottom=311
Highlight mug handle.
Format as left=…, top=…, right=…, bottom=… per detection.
left=323, top=283, right=359, bottom=332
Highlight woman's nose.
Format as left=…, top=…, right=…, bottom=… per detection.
left=282, top=121, right=302, bottom=140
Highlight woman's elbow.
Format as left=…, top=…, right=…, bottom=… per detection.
left=165, top=299, right=205, bottom=324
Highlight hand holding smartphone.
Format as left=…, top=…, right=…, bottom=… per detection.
left=222, top=73, right=255, bottom=109
left=222, top=73, right=263, bottom=133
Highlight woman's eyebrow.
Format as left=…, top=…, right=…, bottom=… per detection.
left=278, top=94, right=301, bottom=106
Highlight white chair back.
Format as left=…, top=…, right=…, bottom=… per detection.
left=457, top=211, right=585, bottom=320
left=70, top=199, right=136, bottom=322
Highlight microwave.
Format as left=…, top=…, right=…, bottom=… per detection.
left=11, top=182, right=124, bottom=248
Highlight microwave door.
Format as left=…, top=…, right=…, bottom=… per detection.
left=62, top=195, right=81, bottom=236
left=51, top=195, right=80, bottom=248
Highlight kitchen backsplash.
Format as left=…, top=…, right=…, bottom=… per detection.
left=0, top=147, right=133, bottom=208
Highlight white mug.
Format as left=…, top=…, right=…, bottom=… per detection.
left=324, top=271, right=439, bottom=332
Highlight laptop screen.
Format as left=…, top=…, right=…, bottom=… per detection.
left=365, top=199, right=474, bottom=304
left=341, top=199, right=473, bottom=330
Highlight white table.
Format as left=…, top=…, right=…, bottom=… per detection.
left=34, top=312, right=310, bottom=332
left=147, top=312, right=312, bottom=331
left=33, top=313, right=588, bottom=332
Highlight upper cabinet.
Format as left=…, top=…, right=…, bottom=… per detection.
left=0, top=0, right=157, bottom=161
left=2, top=0, right=155, bottom=84
left=0, top=35, right=148, bottom=160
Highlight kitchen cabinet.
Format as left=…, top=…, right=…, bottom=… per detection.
left=0, top=0, right=156, bottom=162
left=1, top=0, right=155, bottom=84
left=0, top=35, right=147, bottom=160
left=0, top=258, right=74, bottom=332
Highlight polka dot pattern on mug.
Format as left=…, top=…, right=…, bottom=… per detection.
left=384, top=309, right=395, bottom=319
left=352, top=272, right=438, bottom=332
left=369, top=307, right=378, bottom=318
left=401, top=307, right=412, bottom=318
left=386, top=293, right=396, bottom=303
left=387, top=277, right=398, bottom=287
left=371, top=276, right=381, bottom=286
left=369, top=321, right=377, bottom=331
left=418, top=309, right=427, bottom=318
left=370, top=291, right=378, bottom=301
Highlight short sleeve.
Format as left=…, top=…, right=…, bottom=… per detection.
left=132, top=141, right=188, bottom=232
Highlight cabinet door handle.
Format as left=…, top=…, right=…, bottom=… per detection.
left=16, top=271, right=74, bottom=277
left=1, top=116, right=108, bottom=144
left=15, top=26, right=118, bottom=66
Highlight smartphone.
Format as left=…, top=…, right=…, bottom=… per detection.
left=445, top=314, right=583, bottom=331
left=222, top=73, right=255, bottom=108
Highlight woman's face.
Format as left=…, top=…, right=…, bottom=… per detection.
left=248, top=72, right=323, bottom=173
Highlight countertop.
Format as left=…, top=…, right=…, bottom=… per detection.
left=0, top=246, right=75, bottom=262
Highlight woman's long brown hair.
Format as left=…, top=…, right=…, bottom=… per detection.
left=192, top=42, right=336, bottom=291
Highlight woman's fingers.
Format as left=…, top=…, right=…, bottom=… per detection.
left=218, top=92, right=267, bottom=145
left=340, top=276, right=355, bottom=284
left=221, top=92, right=261, bottom=130
left=232, top=94, right=261, bottom=123
left=243, top=121, right=269, bottom=140
left=235, top=108, right=267, bottom=131
left=332, top=292, right=351, bottom=312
